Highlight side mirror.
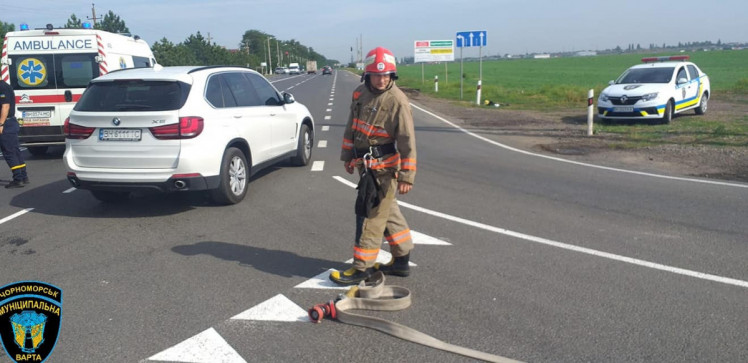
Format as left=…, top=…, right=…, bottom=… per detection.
left=677, top=77, right=688, bottom=85
left=608, top=80, right=615, bottom=85
left=283, top=92, right=295, bottom=104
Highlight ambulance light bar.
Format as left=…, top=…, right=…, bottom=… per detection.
left=641, top=55, right=690, bottom=63
left=19, top=23, right=29, bottom=31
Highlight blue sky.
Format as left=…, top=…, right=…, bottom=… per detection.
left=3, top=0, right=747, bottom=62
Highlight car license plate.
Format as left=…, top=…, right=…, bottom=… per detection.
left=99, top=128, right=142, bottom=141
left=614, top=107, right=634, bottom=112
left=22, top=110, right=52, bottom=118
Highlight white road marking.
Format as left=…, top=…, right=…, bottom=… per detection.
left=327, top=103, right=333, bottom=106
left=0, top=208, right=34, bottom=225
left=410, top=230, right=452, bottom=245
left=326, top=108, right=332, bottom=112
left=322, top=126, right=330, bottom=131
left=63, top=187, right=76, bottom=194
left=324, top=115, right=331, bottom=120
left=231, top=294, right=308, bottom=322
left=311, top=161, right=325, bottom=171
left=145, top=328, right=246, bottom=363
left=318, top=140, right=327, bottom=148
left=410, top=103, right=747, bottom=189
left=332, top=175, right=748, bottom=289
left=295, top=269, right=351, bottom=290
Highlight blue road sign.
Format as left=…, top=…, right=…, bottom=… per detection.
left=456, top=31, right=487, bottom=47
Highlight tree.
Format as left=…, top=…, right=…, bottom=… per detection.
left=65, top=14, right=83, bottom=28
left=0, top=20, right=14, bottom=50
left=151, top=38, right=198, bottom=66
left=95, top=10, right=129, bottom=34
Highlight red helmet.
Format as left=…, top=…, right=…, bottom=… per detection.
left=364, top=47, right=397, bottom=78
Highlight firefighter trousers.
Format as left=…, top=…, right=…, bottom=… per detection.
left=1, top=132, right=27, bottom=182
left=353, top=172, right=413, bottom=270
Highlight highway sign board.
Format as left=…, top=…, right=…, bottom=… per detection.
left=414, top=40, right=455, bottom=63
left=456, top=31, right=487, bottom=47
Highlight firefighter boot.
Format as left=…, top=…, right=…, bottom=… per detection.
left=375, top=253, right=410, bottom=277
left=329, top=267, right=373, bottom=285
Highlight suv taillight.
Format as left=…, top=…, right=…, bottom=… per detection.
left=64, top=117, right=96, bottom=139
left=150, top=117, right=204, bottom=140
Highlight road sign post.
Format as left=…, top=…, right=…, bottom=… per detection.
left=456, top=31, right=487, bottom=104
left=413, top=39, right=454, bottom=85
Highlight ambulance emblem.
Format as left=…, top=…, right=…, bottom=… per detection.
left=0, top=281, right=62, bottom=363
left=17, top=58, right=47, bottom=87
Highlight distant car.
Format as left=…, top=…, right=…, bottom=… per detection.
left=288, top=66, right=300, bottom=75
left=64, top=66, right=314, bottom=204
left=322, top=66, right=332, bottom=75
left=597, top=55, right=710, bottom=123
left=274, top=67, right=287, bottom=74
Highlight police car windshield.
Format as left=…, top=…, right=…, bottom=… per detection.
left=616, top=67, right=673, bottom=84
left=74, top=80, right=190, bottom=112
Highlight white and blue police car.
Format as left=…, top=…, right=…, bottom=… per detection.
left=597, top=55, right=710, bottom=123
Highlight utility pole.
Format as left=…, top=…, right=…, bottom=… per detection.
left=267, top=37, right=272, bottom=74
left=206, top=32, right=212, bottom=45
left=87, top=3, right=101, bottom=26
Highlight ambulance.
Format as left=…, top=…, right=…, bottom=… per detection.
left=1, top=23, right=157, bottom=155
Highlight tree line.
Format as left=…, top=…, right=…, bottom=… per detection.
left=1, top=12, right=336, bottom=73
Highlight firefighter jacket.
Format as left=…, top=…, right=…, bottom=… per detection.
left=341, top=82, right=417, bottom=185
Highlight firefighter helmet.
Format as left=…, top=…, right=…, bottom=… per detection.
left=363, top=47, right=398, bottom=80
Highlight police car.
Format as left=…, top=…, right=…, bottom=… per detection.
left=597, top=56, right=710, bottom=123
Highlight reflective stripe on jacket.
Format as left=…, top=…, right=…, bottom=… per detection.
left=340, top=83, right=417, bottom=184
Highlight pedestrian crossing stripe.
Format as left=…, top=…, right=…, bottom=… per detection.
left=145, top=327, right=246, bottom=363
left=145, top=229, right=450, bottom=361
left=231, top=294, right=308, bottom=322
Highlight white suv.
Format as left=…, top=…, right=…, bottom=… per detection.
left=597, top=55, right=710, bottom=123
left=64, top=65, right=314, bottom=204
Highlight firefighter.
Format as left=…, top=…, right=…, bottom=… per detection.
left=0, top=80, right=28, bottom=188
left=330, top=47, right=417, bottom=285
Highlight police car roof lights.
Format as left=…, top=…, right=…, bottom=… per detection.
left=641, top=55, right=690, bottom=63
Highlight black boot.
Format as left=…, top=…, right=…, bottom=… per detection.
left=5, top=180, right=24, bottom=189
left=375, top=253, right=410, bottom=277
left=329, top=267, right=373, bottom=285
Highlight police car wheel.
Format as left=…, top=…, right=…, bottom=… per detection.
left=695, top=94, right=708, bottom=115
left=661, top=100, right=674, bottom=124
left=91, top=190, right=130, bottom=203
left=291, top=124, right=312, bottom=166
left=210, top=147, right=248, bottom=205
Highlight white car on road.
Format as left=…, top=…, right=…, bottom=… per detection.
left=64, top=65, right=314, bottom=204
left=597, top=56, right=710, bottom=123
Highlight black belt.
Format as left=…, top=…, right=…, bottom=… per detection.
left=356, top=143, right=396, bottom=158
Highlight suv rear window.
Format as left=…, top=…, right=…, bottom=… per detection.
left=74, top=80, right=191, bottom=111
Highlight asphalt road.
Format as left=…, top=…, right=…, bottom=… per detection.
left=1, top=70, right=746, bottom=363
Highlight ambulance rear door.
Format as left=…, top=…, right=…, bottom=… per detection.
left=5, top=32, right=99, bottom=151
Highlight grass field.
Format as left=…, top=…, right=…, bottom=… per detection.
left=397, top=49, right=748, bottom=109
left=393, top=50, right=748, bottom=148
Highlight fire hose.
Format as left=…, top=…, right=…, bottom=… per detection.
left=308, top=271, right=522, bottom=363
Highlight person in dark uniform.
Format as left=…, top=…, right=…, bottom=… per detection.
left=0, top=80, right=28, bottom=188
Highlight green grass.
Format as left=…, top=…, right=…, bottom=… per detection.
left=397, top=49, right=748, bottom=110
left=392, top=50, right=748, bottom=148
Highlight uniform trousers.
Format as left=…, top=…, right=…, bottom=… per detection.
left=353, top=171, right=414, bottom=270
left=1, top=131, right=27, bottom=182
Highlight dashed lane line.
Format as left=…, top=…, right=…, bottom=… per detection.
left=0, top=208, right=34, bottom=225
